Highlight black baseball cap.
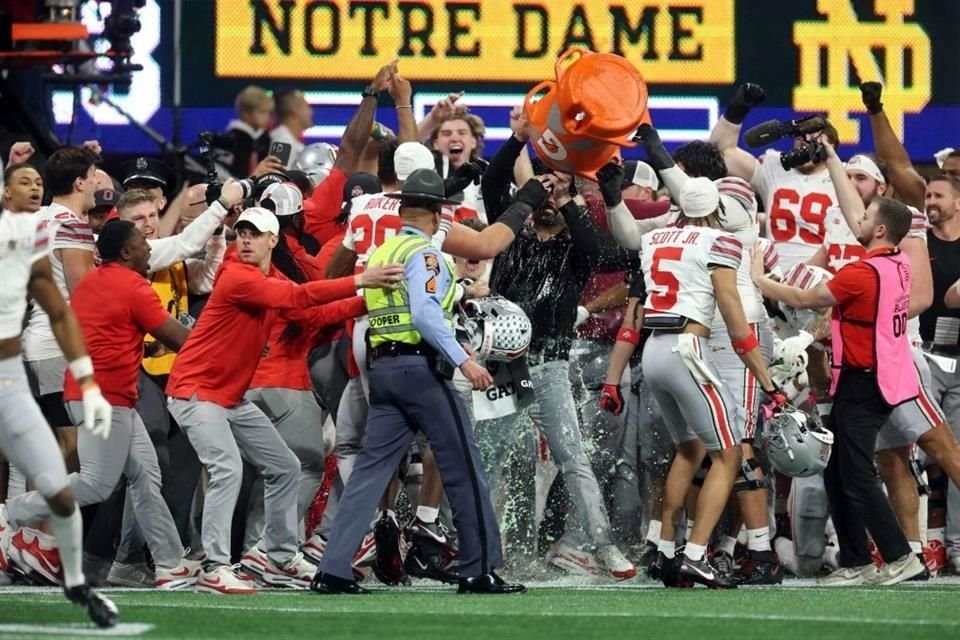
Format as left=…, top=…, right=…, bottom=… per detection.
left=122, top=157, right=174, bottom=193
left=92, top=188, right=121, bottom=210
left=342, top=172, right=381, bottom=201
left=384, top=169, right=457, bottom=205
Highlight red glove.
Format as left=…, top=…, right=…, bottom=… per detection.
left=599, top=383, right=625, bottom=416
left=761, top=385, right=788, bottom=420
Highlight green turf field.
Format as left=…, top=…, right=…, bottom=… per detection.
left=2, top=581, right=960, bottom=640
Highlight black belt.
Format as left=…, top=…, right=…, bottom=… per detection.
left=922, top=342, right=960, bottom=356
left=369, top=342, right=435, bottom=361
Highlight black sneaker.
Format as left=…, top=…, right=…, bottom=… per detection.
left=404, top=518, right=459, bottom=583
left=64, top=584, right=118, bottom=628
left=637, top=541, right=658, bottom=575
left=679, top=556, right=738, bottom=589
left=655, top=552, right=693, bottom=588
left=372, top=512, right=407, bottom=586
left=712, top=550, right=738, bottom=579
left=737, top=550, right=784, bottom=585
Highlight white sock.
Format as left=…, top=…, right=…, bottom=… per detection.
left=909, top=540, right=923, bottom=554
left=645, top=520, right=662, bottom=544
left=685, top=519, right=695, bottom=538
left=416, top=506, right=439, bottom=523
left=657, top=539, right=676, bottom=559
left=718, top=535, right=737, bottom=556
left=684, top=542, right=707, bottom=562
left=747, top=527, right=770, bottom=552
left=50, top=508, right=84, bottom=589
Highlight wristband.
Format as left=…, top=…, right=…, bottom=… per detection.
left=395, top=105, right=413, bottom=109
left=496, top=201, right=533, bottom=235
left=361, top=86, right=378, bottom=99
left=616, top=328, right=640, bottom=345
left=69, top=356, right=94, bottom=381
left=732, top=333, right=759, bottom=355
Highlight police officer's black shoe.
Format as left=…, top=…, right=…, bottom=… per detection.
left=372, top=512, right=408, bottom=586
left=64, top=584, right=119, bottom=628
left=457, top=572, right=526, bottom=594
left=679, top=556, right=738, bottom=589
left=310, top=571, right=371, bottom=594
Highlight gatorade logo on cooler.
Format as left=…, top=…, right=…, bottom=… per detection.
left=535, top=129, right=568, bottom=161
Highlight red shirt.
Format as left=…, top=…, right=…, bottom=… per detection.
left=64, top=264, right=170, bottom=407
left=826, top=246, right=886, bottom=368
left=250, top=297, right=365, bottom=390
left=307, top=167, right=349, bottom=247
left=283, top=232, right=325, bottom=281
left=166, top=254, right=357, bottom=407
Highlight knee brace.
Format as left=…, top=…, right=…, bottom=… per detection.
left=734, top=456, right=767, bottom=493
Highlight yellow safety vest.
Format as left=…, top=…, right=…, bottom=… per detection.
left=142, top=262, right=188, bottom=376
left=364, top=232, right=456, bottom=348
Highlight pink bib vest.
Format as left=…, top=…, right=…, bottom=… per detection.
left=830, top=249, right=919, bottom=405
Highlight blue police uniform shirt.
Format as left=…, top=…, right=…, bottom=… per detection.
left=402, top=226, right=469, bottom=368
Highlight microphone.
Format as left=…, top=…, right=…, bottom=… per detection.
left=744, top=116, right=826, bottom=148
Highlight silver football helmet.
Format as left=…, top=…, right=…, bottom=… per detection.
left=759, top=408, right=834, bottom=477
left=459, top=295, right=532, bottom=362
left=294, top=142, right=338, bottom=186
left=779, top=264, right=833, bottom=331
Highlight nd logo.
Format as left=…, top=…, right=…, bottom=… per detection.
left=792, top=0, right=931, bottom=144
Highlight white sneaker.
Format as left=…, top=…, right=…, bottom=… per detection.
left=302, top=533, right=326, bottom=564
left=949, top=556, right=960, bottom=575
left=546, top=542, right=602, bottom=577
left=240, top=544, right=268, bottom=581
left=156, top=558, right=203, bottom=590
left=353, top=531, right=376, bottom=568
left=596, top=545, right=638, bottom=580
left=263, top=552, right=316, bottom=590
left=107, top=561, right=155, bottom=588
left=866, top=553, right=926, bottom=586
left=817, top=564, right=877, bottom=586
left=195, top=565, right=257, bottom=595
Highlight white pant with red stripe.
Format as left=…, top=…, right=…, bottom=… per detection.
left=709, top=321, right=774, bottom=442
left=641, top=332, right=742, bottom=451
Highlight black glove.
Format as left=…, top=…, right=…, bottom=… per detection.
left=596, top=162, right=624, bottom=207
left=724, top=83, right=766, bottom=124
left=205, top=182, right=222, bottom=206
left=634, top=123, right=674, bottom=172
left=514, top=178, right=551, bottom=209
left=860, top=81, right=883, bottom=115
left=444, top=161, right=485, bottom=196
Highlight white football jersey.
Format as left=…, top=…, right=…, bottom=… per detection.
left=0, top=213, right=48, bottom=340
left=641, top=225, right=743, bottom=328
left=752, top=149, right=838, bottom=271
left=23, top=204, right=95, bottom=361
left=713, top=177, right=767, bottom=325
left=342, top=192, right=404, bottom=272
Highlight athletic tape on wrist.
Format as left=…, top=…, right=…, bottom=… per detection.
left=69, top=356, right=94, bottom=381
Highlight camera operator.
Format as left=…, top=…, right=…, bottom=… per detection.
left=710, top=84, right=839, bottom=272
left=214, top=86, right=275, bottom=178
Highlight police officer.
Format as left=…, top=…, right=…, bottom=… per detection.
left=310, top=169, right=524, bottom=595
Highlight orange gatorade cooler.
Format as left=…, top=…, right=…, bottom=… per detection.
left=524, top=48, right=649, bottom=179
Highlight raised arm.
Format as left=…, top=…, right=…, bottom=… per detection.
left=860, top=82, right=926, bottom=210
left=823, top=143, right=866, bottom=234
left=335, top=60, right=398, bottom=176
left=708, top=83, right=767, bottom=182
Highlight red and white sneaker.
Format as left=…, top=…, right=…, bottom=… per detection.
left=10, top=528, right=62, bottom=585
left=263, top=552, right=316, bottom=590
left=546, top=542, right=602, bottom=577
left=597, top=545, right=638, bottom=580
left=240, top=544, right=268, bottom=581
left=0, top=505, right=12, bottom=575
left=924, top=541, right=946, bottom=576
left=195, top=565, right=257, bottom=595
left=302, top=533, right=326, bottom=564
left=156, top=558, right=203, bottom=590
left=352, top=531, right=376, bottom=568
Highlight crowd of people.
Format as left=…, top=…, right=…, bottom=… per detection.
left=3, top=58, right=960, bottom=621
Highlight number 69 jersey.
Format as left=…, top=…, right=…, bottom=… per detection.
left=641, top=225, right=744, bottom=328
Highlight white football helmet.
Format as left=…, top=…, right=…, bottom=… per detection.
left=459, top=296, right=532, bottom=362
left=759, top=408, right=834, bottom=477
left=294, top=142, right=338, bottom=186
left=778, top=263, right=833, bottom=331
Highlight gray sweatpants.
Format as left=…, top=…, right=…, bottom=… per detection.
left=167, top=397, right=300, bottom=567
left=475, top=359, right=614, bottom=548
left=6, top=401, right=183, bottom=569
left=243, top=387, right=329, bottom=548
left=0, top=356, right=68, bottom=499
left=926, top=353, right=960, bottom=559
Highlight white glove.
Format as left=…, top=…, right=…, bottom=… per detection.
left=321, top=414, right=336, bottom=458
left=779, top=330, right=816, bottom=367
left=81, top=384, right=112, bottom=440
left=574, top=306, right=590, bottom=329
left=935, top=147, right=955, bottom=169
